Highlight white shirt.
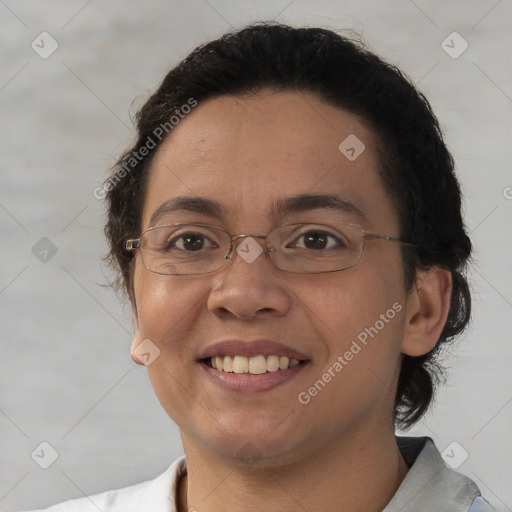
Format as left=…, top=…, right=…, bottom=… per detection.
left=25, top=437, right=493, bottom=512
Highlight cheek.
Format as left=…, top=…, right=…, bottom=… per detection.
left=293, top=259, right=407, bottom=382
left=297, top=260, right=405, bottom=336
left=133, top=269, right=211, bottom=427
left=133, top=266, right=208, bottom=357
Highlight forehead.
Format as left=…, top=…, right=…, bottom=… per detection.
left=142, top=90, right=398, bottom=232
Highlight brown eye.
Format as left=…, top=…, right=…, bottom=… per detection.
left=293, top=230, right=342, bottom=251
left=303, top=231, right=329, bottom=250
left=172, top=232, right=214, bottom=252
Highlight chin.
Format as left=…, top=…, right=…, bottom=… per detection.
left=184, top=414, right=311, bottom=468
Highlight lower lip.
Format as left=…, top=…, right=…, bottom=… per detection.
left=198, top=361, right=309, bottom=392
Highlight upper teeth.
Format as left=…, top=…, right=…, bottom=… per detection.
left=211, top=355, right=301, bottom=374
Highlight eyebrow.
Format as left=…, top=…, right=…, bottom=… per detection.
left=149, top=193, right=367, bottom=226
left=271, top=194, right=367, bottom=223
left=149, top=196, right=225, bottom=226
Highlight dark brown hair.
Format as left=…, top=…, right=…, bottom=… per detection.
left=104, top=22, right=472, bottom=429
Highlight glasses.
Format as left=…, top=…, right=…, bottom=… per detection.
left=125, top=222, right=413, bottom=276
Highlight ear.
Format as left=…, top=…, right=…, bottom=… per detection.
left=130, top=305, right=145, bottom=366
left=401, top=267, right=452, bottom=357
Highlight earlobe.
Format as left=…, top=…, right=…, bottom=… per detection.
left=401, top=267, right=453, bottom=357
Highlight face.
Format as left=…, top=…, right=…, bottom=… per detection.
left=131, top=90, right=411, bottom=465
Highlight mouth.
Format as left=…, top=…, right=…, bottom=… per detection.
left=197, top=339, right=311, bottom=392
left=198, top=354, right=310, bottom=392
left=202, top=354, right=307, bottom=374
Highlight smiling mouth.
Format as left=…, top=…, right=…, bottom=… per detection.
left=201, top=355, right=308, bottom=375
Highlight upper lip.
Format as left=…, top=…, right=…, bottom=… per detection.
left=197, top=339, right=310, bottom=361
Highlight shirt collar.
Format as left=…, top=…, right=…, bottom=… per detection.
left=383, top=436, right=484, bottom=512
left=138, top=456, right=186, bottom=511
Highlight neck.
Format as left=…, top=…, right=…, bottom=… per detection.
left=178, top=427, right=408, bottom=512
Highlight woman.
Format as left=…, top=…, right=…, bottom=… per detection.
left=30, top=22, right=491, bottom=512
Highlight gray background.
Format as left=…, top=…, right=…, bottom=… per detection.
left=1, top=1, right=511, bottom=510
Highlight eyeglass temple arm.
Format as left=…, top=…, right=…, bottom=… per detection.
left=363, top=232, right=414, bottom=246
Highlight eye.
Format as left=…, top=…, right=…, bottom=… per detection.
left=169, top=231, right=217, bottom=252
left=291, top=229, right=343, bottom=251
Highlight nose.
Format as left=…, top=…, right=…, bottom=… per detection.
left=207, top=236, right=291, bottom=320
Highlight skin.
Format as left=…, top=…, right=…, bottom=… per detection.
left=130, top=90, right=452, bottom=512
